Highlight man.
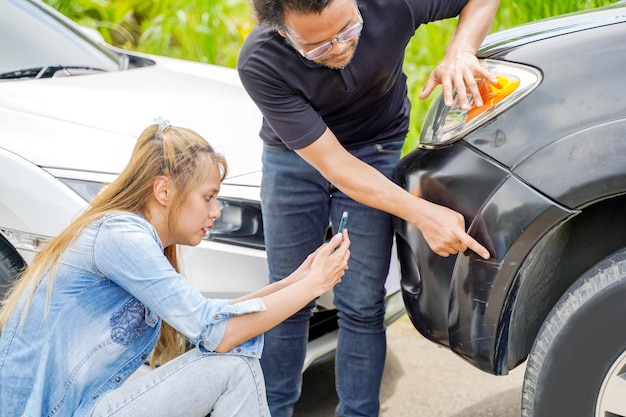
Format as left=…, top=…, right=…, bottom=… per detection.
left=237, top=0, right=499, bottom=415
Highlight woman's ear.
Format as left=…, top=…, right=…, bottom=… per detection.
left=153, top=176, right=172, bottom=206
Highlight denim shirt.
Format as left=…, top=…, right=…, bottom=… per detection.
left=0, top=213, right=266, bottom=417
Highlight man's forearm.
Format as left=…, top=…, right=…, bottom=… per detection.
left=447, top=0, right=500, bottom=55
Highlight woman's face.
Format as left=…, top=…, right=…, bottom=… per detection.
left=170, top=164, right=222, bottom=247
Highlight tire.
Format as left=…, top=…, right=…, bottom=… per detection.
left=0, top=233, right=25, bottom=302
left=521, top=247, right=626, bottom=417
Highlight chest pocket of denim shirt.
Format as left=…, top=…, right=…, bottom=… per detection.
left=110, top=298, right=158, bottom=346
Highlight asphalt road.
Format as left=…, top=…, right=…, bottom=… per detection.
left=295, top=314, right=526, bottom=417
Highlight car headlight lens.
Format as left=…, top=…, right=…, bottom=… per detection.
left=205, top=199, right=264, bottom=250
left=59, top=178, right=109, bottom=202
left=60, top=178, right=266, bottom=250
left=419, top=59, right=542, bottom=148
left=0, top=228, right=52, bottom=252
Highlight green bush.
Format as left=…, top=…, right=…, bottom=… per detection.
left=45, top=0, right=618, bottom=151
left=45, top=0, right=252, bottom=67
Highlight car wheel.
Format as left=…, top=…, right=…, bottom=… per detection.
left=0, top=234, right=25, bottom=302
left=521, top=248, right=626, bottom=417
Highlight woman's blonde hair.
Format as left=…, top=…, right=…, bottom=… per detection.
left=0, top=123, right=227, bottom=366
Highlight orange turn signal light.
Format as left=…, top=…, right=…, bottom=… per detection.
left=465, top=74, right=520, bottom=123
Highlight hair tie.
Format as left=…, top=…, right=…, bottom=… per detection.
left=154, top=116, right=171, bottom=132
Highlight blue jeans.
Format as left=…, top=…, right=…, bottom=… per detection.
left=91, top=349, right=269, bottom=417
left=260, top=140, right=403, bottom=417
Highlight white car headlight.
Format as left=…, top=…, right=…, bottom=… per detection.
left=59, top=177, right=109, bottom=202
left=0, top=228, right=51, bottom=252
left=60, top=177, right=266, bottom=250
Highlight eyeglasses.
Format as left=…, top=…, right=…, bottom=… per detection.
left=287, top=19, right=364, bottom=61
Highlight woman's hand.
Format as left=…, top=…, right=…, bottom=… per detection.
left=218, top=230, right=350, bottom=351
left=304, top=230, right=350, bottom=295
left=288, top=244, right=322, bottom=283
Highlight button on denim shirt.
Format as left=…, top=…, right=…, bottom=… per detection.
left=0, top=213, right=266, bottom=417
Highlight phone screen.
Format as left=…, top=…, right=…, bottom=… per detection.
left=337, top=211, right=348, bottom=233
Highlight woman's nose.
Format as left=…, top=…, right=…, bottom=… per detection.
left=210, top=202, right=221, bottom=221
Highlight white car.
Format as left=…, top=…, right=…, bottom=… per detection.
left=0, top=0, right=404, bottom=371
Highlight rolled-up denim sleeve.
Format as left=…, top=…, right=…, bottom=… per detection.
left=195, top=298, right=267, bottom=358
left=92, top=214, right=268, bottom=359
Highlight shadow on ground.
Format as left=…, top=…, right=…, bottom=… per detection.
left=294, top=315, right=525, bottom=417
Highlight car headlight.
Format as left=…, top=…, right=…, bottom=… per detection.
left=59, top=177, right=109, bottom=202
left=205, top=198, right=264, bottom=250
left=60, top=177, right=266, bottom=250
left=0, top=228, right=52, bottom=252
left=419, top=59, right=542, bottom=148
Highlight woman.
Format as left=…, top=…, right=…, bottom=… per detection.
left=0, top=121, right=350, bottom=417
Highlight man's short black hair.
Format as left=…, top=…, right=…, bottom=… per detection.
left=252, top=0, right=334, bottom=28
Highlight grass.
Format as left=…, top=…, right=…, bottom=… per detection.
left=45, top=0, right=619, bottom=151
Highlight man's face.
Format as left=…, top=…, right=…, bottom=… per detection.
left=281, top=0, right=362, bottom=69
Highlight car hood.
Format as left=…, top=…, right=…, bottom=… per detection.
left=479, top=1, right=626, bottom=56
left=0, top=54, right=263, bottom=186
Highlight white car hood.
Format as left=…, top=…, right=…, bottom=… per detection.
left=0, top=55, right=263, bottom=185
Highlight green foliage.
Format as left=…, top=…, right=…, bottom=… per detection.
left=45, top=0, right=253, bottom=67
left=45, top=0, right=618, bottom=151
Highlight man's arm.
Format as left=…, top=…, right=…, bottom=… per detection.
left=296, top=128, right=490, bottom=259
left=419, top=0, right=501, bottom=109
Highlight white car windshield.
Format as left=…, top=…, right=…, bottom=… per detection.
left=0, top=0, right=122, bottom=78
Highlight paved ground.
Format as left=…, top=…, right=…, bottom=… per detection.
left=295, top=314, right=526, bottom=417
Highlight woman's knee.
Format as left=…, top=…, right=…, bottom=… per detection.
left=218, top=355, right=263, bottom=385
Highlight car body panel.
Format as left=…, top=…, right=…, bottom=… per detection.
left=513, top=119, right=626, bottom=209
left=448, top=176, right=575, bottom=373
left=0, top=146, right=87, bottom=256
left=0, top=60, right=264, bottom=178
left=395, top=143, right=510, bottom=342
left=395, top=2, right=626, bottom=375
left=504, top=195, right=626, bottom=374
left=395, top=143, right=577, bottom=371
left=478, top=2, right=626, bottom=56
left=467, top=21, right=626, bottom=175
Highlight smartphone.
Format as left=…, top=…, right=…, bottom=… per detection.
left=337, top=211, right=349, bottom=234
left=333, top=211, right=348, bottom=253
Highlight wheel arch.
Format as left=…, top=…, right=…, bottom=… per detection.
left=497, top=193, right=626, bottom=373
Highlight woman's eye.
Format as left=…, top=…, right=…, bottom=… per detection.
left=205, top=195, right=215, bottom=202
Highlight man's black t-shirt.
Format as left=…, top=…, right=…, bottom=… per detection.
left=238, top=0, right=468, bottom=150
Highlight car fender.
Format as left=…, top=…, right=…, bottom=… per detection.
left=447, top=174, right=575, bottom=374
left=498, top=120, right=626, bottom=374
left=513, top=118, right=626, bottom=209
left=0, top=146, right=86, bottom=262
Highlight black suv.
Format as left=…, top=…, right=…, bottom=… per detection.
left=394, top=2, right=626, bottom=416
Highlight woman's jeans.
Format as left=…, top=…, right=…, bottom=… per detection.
left=91, top=349, right=269, bottom=417
left=260, top=140, right=403, bottom=417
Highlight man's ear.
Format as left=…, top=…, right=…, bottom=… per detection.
left=153, top=176, right=171, bottom=206
left=278, top=29, right=286, bottom=38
